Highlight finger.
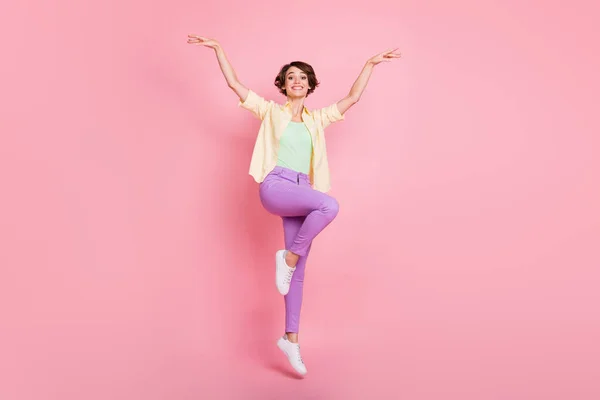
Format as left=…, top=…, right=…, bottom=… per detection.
left=188, top=35, right=208, bottom=42
left=385, top=51, right=401, bottom=58
left=380, top=48, right=397, bottom=55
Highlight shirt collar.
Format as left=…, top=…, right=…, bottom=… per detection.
left=284, top=100, right=311, bottom=116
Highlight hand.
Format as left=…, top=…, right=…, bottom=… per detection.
left=367, top=48, right=402, bottom=66
left=187, top=34, right=220, bottom=50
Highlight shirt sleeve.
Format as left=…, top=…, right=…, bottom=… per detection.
left=238, top=90, right=272, bottom=120
left=313, top=102, right=345, bottom=130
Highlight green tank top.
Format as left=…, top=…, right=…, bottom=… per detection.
left=276, top=121, right=313, bottom=174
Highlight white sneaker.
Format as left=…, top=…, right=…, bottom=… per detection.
left=277, top=335, right=307, bottom=376
left=275, top=250, right=295, bottom=295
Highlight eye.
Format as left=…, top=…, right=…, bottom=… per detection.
left=301, top=76, right=307, bottom=80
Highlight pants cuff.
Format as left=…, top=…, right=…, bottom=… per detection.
left=288, top=244, right=308, bottom=257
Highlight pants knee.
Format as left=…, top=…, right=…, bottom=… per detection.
left=321, top=197, right=339, bottom=221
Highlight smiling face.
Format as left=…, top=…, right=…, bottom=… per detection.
left=274, top=61, right=320, bottom=98
left=284, top=66, right=310, bottom=99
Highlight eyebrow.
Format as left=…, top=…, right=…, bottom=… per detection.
left=286, top=71, right=307, bottom=77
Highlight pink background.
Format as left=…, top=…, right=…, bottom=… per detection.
left=1, top=0, right=599, bottom=399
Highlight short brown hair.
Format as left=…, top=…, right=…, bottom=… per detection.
left=274, top=61, right=320, bottom=97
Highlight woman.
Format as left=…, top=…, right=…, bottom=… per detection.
left=187, top=34, right=400, bottom=376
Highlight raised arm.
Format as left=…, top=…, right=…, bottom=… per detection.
left=336, top=48, right=402, bottom=115
left=187, top=34, right=249, bottom=102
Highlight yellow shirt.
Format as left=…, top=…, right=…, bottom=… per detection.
left=238, top=90, right=345, bottom=192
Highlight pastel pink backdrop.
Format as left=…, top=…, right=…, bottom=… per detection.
left=1, top=0, right=599, bottom=399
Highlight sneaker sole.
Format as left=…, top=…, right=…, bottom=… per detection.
left=275, top=250, right=290, bottom=295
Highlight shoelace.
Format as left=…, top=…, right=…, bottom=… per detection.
left=295, top=345, right=304, bottom=364
left=284, top=268, right=294, bottom=285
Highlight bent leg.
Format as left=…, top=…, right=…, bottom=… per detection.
left=260, top=180, right=339, bottom=256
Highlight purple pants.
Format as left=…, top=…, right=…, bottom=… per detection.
left=259, top=166, right=340, bottom=333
